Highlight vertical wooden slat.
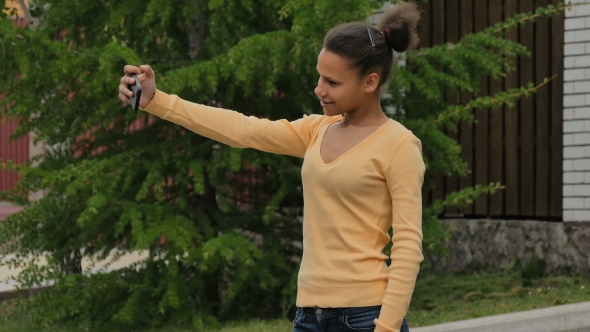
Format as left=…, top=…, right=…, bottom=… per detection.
left=535, top=0, right=551, bottom=217
left=420, top=0, right=432, bottom=69
left=420, top=0, right=433, bottom=208
left=550, top=0, right=564, bottom=217
left=459, top=0, right=474, bottom=216
left=445, top=0, right=461, bottom=216
left=474, top=0, right=490, bottom=215
left=489, top=0, right=505, bottom=216
left=432, top=0, right=446, bottom=205
left=504, top=0, right=520, bottom=216
left=519, top=0, right=536, bottom=217
left=432, top=0, right=445, bottom=45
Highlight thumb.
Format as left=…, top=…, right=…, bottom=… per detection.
left=140, top=64, right=155, bottom=78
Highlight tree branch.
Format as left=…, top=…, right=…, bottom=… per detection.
left=432, top=74, right=557, bottom=126
left=489, top=2, right=576, bottom=35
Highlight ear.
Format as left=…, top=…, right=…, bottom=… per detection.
left=363, top=72, right=380, bottom=93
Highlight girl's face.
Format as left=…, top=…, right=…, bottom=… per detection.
left=314, top=49, right=378, bottom=116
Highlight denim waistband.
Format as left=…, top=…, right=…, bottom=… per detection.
left=299, top=305, right=381, bottom=318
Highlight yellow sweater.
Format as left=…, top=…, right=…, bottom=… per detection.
left=142, top=90, right=425, bottom=332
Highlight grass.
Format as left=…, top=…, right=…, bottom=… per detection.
left=0, top=271, right=589, bottom=331
left=406, top=271, right=590, bottom=327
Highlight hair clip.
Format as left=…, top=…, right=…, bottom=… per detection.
left=367, top=28, right=375, bottom=47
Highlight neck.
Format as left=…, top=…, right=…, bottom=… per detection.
left=341, top=95, right=389, bottom=127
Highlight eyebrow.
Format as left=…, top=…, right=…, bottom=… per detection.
left=316, top=66, right=338, bottom=82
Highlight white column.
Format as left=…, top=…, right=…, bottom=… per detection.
left=563, top=1, right=590, bottom=221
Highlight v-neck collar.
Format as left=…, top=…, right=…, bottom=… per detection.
left=318, top=119, right=392, bottom=166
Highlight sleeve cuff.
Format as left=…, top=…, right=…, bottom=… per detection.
left=374, top=318, right=397, bottom=332
left=140, top=89, right=170, bottom=118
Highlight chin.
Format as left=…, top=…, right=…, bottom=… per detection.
left=322, top=108, right=341, bottom=117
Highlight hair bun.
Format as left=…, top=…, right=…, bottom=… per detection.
left=379, top=2, right=421, bottom=53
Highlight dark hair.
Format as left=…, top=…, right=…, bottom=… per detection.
left=323, top=2, right=421, bottom=87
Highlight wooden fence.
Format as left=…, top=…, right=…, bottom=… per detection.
left=0, top=119, right=29, bottom=198
left=420, top=0, right=564, bottom=220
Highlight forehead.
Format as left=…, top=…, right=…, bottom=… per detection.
left=316, top=49, right=356, bottom=78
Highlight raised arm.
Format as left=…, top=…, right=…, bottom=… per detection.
left=374, top=134, right=426, bottom=332
left=119, top=64, right=332, bottom=158
left=143, top=90, right=324, bottom=157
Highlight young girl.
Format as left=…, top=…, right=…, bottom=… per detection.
left=118, top=3, right=423, bottom=332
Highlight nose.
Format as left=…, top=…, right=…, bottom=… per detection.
left=315, top=81, right=325, bottom=98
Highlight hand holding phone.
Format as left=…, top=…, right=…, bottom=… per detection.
left=128, top=74, right=142, bottom=111
left=119, top=65, right=156, bottom=110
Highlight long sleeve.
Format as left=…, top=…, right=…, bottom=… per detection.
left=142, top=90, right=329, bottom=158
left=374, top=134, right=426, bottom=332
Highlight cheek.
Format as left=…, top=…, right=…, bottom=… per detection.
left=328, top=94, right=355, bottom=115
left=333, top=86, right=350, bottom=99
left=337, top=86, right=361, bottom=105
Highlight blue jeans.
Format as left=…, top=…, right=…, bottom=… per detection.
left=292, top=305, right=410, bottom=332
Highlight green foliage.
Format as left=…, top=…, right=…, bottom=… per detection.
left=521, top=257, right=548, bottom=280
left=0, top=0, right=568, bottom=329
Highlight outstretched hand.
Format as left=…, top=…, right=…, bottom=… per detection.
left=119, top=65, right=157, bottom=109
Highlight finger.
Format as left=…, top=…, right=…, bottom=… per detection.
left=119, top=84, right=133, bottom=97
left=119, top=92, right=130, bottom=104
left=120, top=75, right=135, bottom=86
left=140, top=64, right=154, bottom=78
left=120, top=88, right=133, bottom=101
left=124, top=65, right=141, bottom=76
left=120, top=76, right=132, bottom=85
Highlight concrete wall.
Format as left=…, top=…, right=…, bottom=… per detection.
left=430, top=219, right=590, bottom=273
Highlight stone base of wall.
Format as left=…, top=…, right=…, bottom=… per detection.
left=429, top=219, right=590, bottom=274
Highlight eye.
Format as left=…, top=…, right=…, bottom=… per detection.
left=327, top=79, right=338, bottom=86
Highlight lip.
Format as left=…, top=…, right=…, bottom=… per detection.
left=320, top=101, right=333, bottom=107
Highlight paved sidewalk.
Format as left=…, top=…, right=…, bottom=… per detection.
left=0, top=205, right=23, bottom=222
left=411, top=301, right=590, bottom=332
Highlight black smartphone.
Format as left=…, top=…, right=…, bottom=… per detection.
left=128, top=74, right=142, bottom=111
